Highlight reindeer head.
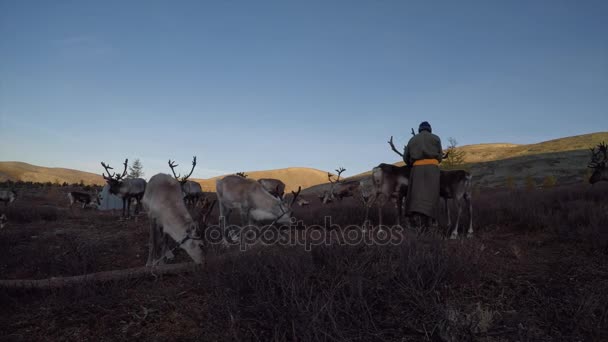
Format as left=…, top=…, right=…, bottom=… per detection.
left=588, top=142, right=607, bottom=184
left=101, top=159, right=129, bottom=194
left=322, top=167, right=345, bottom=204
left=275, top=186, right=302, bottom=224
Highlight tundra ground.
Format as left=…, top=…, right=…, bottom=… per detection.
left=0, top=184, right=607, bottom=341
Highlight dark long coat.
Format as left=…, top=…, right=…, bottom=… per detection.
left=404, top=130, right=443, bottom=218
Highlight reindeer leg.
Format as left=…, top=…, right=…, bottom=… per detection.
left=465, top=193, right=473, bottom=238
left=121, top=198, right=127, bottom=219
left=377, top=199, right=383, bottom=228
left=127, top=198, right=133, bottom=219
left=450, top=198, right=462, bottom=239
left=445, top=198, right=451, bottom=230
left=147, top=218, right=162, bottom=266
left=395, top=196, right=402, bottom=227
left=161, top=232, right=174, bottom=261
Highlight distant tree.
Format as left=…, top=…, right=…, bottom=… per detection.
left=79, top=179, right=84, bottom=187
left=542, top=175, right=557, bottom=189
left=128, top=159, right=144, bottom=179
left=443, top=137, right=466, bottom=169
left=62, top=182, right=68, bottom=187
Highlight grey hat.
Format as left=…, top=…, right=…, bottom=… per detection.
left=418, top=121, right=432, bottom=133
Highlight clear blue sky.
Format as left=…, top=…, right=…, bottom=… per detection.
left=1, top=0, right=607, bottom=179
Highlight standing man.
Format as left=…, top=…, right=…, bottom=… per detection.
left=404, top=121, right=443, bottom=231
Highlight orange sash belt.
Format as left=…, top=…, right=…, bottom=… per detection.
left=413, top=159, right=439, bottom=166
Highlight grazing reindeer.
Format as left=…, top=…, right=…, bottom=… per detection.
left=258, top=178, right=286, bottom=199
left=321, top=167, right=360, bottom=204
left=0, top=214, right=7, bottom=229
left=67, top=191, right=100, bottom=209
left=168, top=157, right=203, bottom=207
left=143, top=173, right=215, bottom=266
left=216, top=175, right=301, bottom=227
left=0, top=190, right=17, bottom=206
left=101, top=159, right=147, bottom=219
left=589, top=142, right=608, bottom=184
left=388, top=136, right=473, bottom=238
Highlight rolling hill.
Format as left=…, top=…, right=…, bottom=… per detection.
left=456, top=132, right=608, bottom=164
left=192, top=167, right=331, bottom=193
left=0, top=162, right=104, bottom=185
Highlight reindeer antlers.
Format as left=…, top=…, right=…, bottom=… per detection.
left=328, top=167, right=346, bottom=184
left=101, top=162, right=115, bottom=180
left=290, top=186, right=302, bottom=206
left=589, top=141, right=608, bottom=168
left=235, top=172, right=248, bottom=178
left=388, top=136, right=405, bottom=158
left=168, top=156, right=197, bottom=183
left=100, top=159, right=128, bottom=181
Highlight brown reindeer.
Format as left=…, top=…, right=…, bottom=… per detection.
left=589, top=142, right=608, bottom=184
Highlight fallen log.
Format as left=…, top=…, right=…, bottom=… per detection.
left=0, top=262, right=202, bottom=289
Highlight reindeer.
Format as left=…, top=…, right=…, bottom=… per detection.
left=258, top=178, right=286, bottom=199
left=0, top=190, right=17, bottom=206
left=370, top=163, right=410, bottom=226
left=589, top=142, right=608, bottom=184
left=101, top=159, right=147, bottom=219
left=67, top=191, right=100, bottom=209
left=320, top=167, right=360, bottom=204
left=387, top=136, right=473, bottom=238
left=168, top=157, right=204, bottom=207
left=143, top=173, right=216, bottom=266
left=216, top=175, right=301, bottom=227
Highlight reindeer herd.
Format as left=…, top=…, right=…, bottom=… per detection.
left=0, top=141, right=607, bottom=267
